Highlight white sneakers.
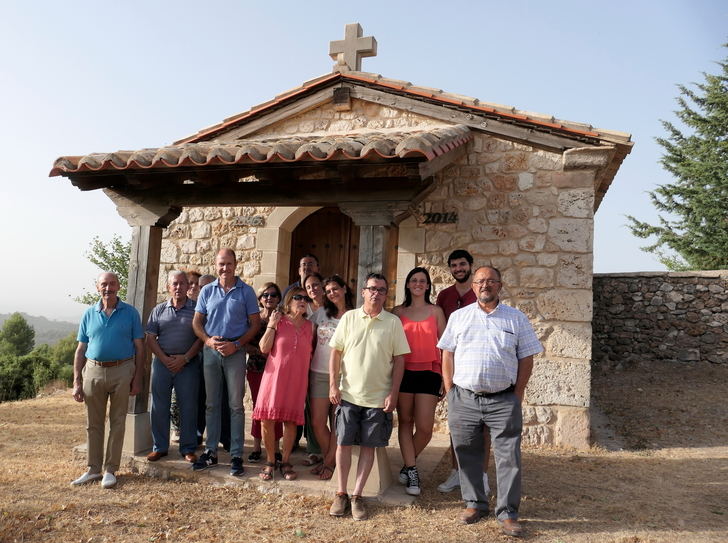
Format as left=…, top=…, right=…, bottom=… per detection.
left=437, top=469, right=491, bottom=496
left=70, top=470, right=116, bottom=488
left=437, top=469, right=460, bottom=492
left=71, top=471, right=102, bottom=486
left=101, top=472, right=117, bottom=489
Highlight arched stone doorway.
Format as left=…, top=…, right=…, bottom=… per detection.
left=288, top=207, right=359, bottom=291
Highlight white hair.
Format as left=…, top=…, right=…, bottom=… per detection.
left=167, top=270, right=187, bottom=284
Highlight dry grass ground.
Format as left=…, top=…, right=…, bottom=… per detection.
left=1, top=360, right=726, bottom=543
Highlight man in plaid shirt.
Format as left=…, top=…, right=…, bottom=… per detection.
left=439, top=266, right=543, bottom=537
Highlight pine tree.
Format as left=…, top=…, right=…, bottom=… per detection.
left=627, top=44, right=728, bottom=270
left=0, top=313, right=35, bottom=356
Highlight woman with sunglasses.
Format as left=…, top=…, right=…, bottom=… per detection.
left=308, top=275, right=354, bottom=480
left=253, top=287, right=314, bottom=481
left=245, top=283, right=284, bottom=463
left=392, top=267, right=446, bottom=496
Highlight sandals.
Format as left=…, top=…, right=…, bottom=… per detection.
left=318, top=464, right=335, bottom=480
left=302, top=454, right=323, bottom=467
left=259, top=462, right=275, bottom=481
left=279, top=462, right=298, bottom=480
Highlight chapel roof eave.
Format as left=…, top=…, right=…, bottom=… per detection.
left=173, top=71, right=633, bottom=149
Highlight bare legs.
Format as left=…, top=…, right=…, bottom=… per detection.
left=336, top=445, right=375, bottom=495
left=397, top=392, right=438, bottom=466
left=311, top=396, right=337, bottom=470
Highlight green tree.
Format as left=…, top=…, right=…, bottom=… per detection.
left=0, top=313, right=35, bottom=356
left=627, top=44, right=728, bottom=270
left=51, top=332, right=78, bottom=366
left=75, top=234, right=131, bottom=305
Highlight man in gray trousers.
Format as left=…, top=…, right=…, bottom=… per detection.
left=439, top=266, right=542, bottom=537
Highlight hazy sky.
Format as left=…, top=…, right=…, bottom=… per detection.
left=1, top=1, right=725, bottom=321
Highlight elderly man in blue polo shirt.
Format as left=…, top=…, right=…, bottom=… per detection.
left=71, top=272, right=145, bottom=489
left=439, top=266, right=543, bottom=537
left=192, top=248, right=261, bottom=476
left=146, top=270, right=203, bottom=464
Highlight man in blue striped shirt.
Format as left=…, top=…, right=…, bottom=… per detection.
left=439, top=266, right=543, bottom=537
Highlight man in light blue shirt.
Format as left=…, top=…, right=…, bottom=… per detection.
left=71, top=272, right=145, bottom=489
left=192, top=249, right=260, bottom=476
left=439, top=266, right=542, bottom=537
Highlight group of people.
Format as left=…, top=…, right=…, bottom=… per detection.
left=70, top=247, right=541, bottom=537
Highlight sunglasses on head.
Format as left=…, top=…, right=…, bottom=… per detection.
left=291, top=294, right=312, bottom=302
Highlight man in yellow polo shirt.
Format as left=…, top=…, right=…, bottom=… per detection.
left=328, top=273, right=410, bottom=521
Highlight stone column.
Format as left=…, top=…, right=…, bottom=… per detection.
left=339, top=202, right=406, bottom=300
left=104, top=189, right=181, bottom=455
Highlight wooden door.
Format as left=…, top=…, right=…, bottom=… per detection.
left=289, top=207, right=360, bottom=292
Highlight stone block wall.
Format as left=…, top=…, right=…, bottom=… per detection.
left=414, top=133, right=596, bottom=449
left=157, top=99, right=605, bottom=448
left=593, top=271, right=728, bottom=366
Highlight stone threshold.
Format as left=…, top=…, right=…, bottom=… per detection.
left=72, top=430, right=451, bottom=507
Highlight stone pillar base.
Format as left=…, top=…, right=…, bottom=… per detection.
left=346, top=446, right=393, bottom=497
left=124, top=412, right=152, bottom=456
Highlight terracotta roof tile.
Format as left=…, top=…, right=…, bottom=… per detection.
left=50, top=125, right=472, bottom=176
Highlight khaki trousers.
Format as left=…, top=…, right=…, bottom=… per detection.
left=82, top=360, right=134, bottom=473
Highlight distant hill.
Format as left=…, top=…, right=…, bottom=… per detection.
left=0, top=313, right=77, bottom=347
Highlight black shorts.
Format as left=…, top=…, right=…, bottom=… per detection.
left=399, top=369, right=442, bottom=396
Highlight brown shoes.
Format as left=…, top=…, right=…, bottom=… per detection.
left=499, top=518, right=523, bottom=537
left=460, top=507, right=486, bottom=524
left=350, top=495, right=367, bottom=521
left=329, top=492, right=350, bottom=517
left=184, top=453, right=197, bottom=463
left=146, top=451, right=168, bottom=462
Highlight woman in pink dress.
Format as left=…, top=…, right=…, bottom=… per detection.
left=392, top=267, right=446, bottom=496
left=254, top=287, right=314, bottom=481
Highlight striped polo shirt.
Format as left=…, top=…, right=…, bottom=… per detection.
left=145, top=298, right=198, bottom=354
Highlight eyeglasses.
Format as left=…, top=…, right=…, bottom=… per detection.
left=291, top=294, right=312, bottom=302
left=472, top=279, right=501, bottom=286
left=261, top=293, right=279, bottom=298
left=364, top=286, right=388, bottom=295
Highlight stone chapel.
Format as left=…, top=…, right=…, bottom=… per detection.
left=51, top=24, right=633, bottom=450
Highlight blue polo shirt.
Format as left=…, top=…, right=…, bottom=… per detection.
left=195, top=277, right=259, bottom=338
left=78, top=299, right=144, bottom=361
left=145, top=298, right=198, bottom=354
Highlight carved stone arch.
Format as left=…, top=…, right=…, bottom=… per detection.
left=253, top=206, right=321, bottom=291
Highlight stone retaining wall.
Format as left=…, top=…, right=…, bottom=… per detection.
left=593, top=271, right=728, bottom=366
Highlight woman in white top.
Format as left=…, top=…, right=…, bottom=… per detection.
left=308, top=275, right=354, bottom=480
left=304, top=272, right=325, bottom=315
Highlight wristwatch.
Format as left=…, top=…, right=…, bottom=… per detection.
left=234, top=340, right=242, bottom=351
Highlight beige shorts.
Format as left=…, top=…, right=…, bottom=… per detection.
left=308, top=370, right=330, bottom=399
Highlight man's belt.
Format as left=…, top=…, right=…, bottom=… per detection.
left=87, top=357, right=133, bottom=367
left=472, top=384, right=515, bottom=397
left=221, top=336, right=241, bottom=342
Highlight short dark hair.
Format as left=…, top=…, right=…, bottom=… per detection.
left=300, top=253, right=319, bottom=266
left=447, top=249, right=473, bottom=266
left=364, top=272, right=388, bottom=289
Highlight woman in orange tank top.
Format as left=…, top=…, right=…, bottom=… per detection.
left=392, top=267, right=446, bottom=497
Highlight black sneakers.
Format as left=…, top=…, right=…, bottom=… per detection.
left=230, top=457, right=244, bottom=476
left=192, top=450, right=218, bottom=471
left=405, top=466, right=421, bottom=496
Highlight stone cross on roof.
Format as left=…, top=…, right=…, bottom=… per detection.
left=329, top=23, right=377, bottom=73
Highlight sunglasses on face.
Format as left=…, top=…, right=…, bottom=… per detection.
left=261, top=293, right=279, bottom=299
left=292, top=294, right=312, bottom=302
